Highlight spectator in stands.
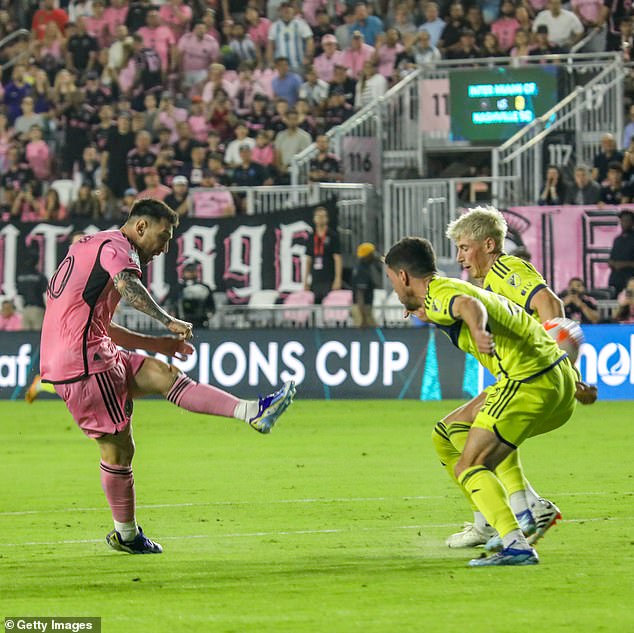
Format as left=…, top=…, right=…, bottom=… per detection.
left=164, top=175, right=192, bottom=217
left=201, top=7, right=221, bottom=43
left=532, top=0, right=584, bottom=50
left=183, top=143, right=208, bottom=188
left=571, top=0, right=606, bottom=50
left=314, top=34, right=343, bottom=83
left=272, top=56, right=303, bottom=107
left=14, top=96, right=46, bottom=142
left=177, top=21, right=220, bottom=92
left=245, top=6, right=271, bottom=60
left=491, top=0, right=521, bottom=54
left=252, top=130, right=275, bottom=168
left=464, top=6, right=489, bottom=47
left=592, top=133, right=623, bottom=183
left=529, top=25, right=565, bottom=56
left=335, top=7, right=356, bottom=50
left=157, top=92, right=188, bottom=143
left=274, top=108, right=313, bottom=184
left=438, top=2, right=467, bottom=55
left=396, top=30, right=441, bottom=75
left=354, top=59, right=388, bottom=109
left=244, top=94, right=272, bottom=137
left=228, top=21, right=259, bottom=66
left=207, top=89, right=235, bottom=142
left=167, top=262, right=216, bottom=329
left=515, top=4, right=533, bottom=32
left=418, top=1, right=445, bottom=48
left=3, top=146, right=38, bottom=210
left=32, top=69, right=54, bottom=114
left=351, top=242, right=379, bottom=328
left=311, top=8, right=337, bottom=56
left=599, top=162, right=628, bottom=205
left=17, top=251, right=48, bottom=330
left=309, top=135, right=343, bottom=183
left=103, top=113, right=135, bottom=199
left=191, top=171, right=236, bottom=218
left=139, top=8, right=176, bottom=77
left=25, top=125, right=51, bottom=181
left=66, top=16, right=99, bottom=78
left=538, top=164, right=566, bottom=205
left=267, top=2, right=314, bottom=74
left=324, top=92, right=354, bottom=129
left=608, top=209, right=634, bottom=295
left=350, top=1, right=384, bottom=47
left=271, top=96, right=291, bottom=135
left=69, top=182, right=102, bottom=219
left=376, top=27, right=404, bottom=81
left=565, top=164, right=601, bottom=204
left=84, top=0, right=112, bottom=49
left=481, top=32, right=505, bottom=57
left=206, top=152, right=231, bottom=186
left=159, top=0, right=193, bottom=42
left=559, top=277, right=600, bottom=323
left=40, top=187, right=66, bottom=221
left=127, top=129, right=157, bottom=192
left=32, top=0, right=69, bottom=41
left=32, top=21, right=66, bottom=77
left=341, top=30, right=375, bottom=81
left=510, top=28, right=533, bottom=57
left=224, top=121, right=256, bottom=168
left=107, top=24, right=130, bottom=75
left=4, top=64, right=32, bottom=125
left=303, top=206, right=343, bottom=304
left=300, top=65, right=329, bottom=112
left=389, top=4, right=417, bottom=39
left=329, top=63, right=356, bottom=106
left=613, top=276, right=634, bottom=323
left=173, top=121, right=195, bottom=163
left=10, top=184, right=41, bottom=221
left=446, top=28, right=482, bottom=60
left=126, top=0, right=156, bottom=35
left=231, top=145, right=273, bottom=211
left=0, top=299, right=22, bottom=332
left=138, top=168, right=171, bottom=201
left=295, top=98, right=318, bottom=137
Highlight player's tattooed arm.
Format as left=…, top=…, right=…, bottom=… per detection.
left=113, top=271, right=172, bottom=326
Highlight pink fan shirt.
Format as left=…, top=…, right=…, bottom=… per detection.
left=26, top=140, right=51, bottom=180
left=40, top=230, right=142, bottom=383
left=159, top=3, right=193, bottom=40
left=138, top=25, right=176, bottom=70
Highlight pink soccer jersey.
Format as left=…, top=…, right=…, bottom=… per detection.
left=40, top=230, right=142, bottom=383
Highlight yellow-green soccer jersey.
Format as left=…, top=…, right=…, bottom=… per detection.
left=424, top=276, right=565, bottom=381
left=483, top=254, right=547, bottom=319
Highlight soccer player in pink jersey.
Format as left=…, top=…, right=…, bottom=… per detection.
left=40, top=198, right=296, bottom=554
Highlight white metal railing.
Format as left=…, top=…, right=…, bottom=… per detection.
left=223, top=182, right=378, bottom=255
left=382, top=176, right=521, bottom=264
left=0, top=29, right=31, bottom=72
left=292, top=53, right=625, bottom=192
left=491, top=54, right=624, bottom=205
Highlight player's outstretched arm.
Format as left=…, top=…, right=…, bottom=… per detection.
left=108, top=322, right=194, bottom=359
left=452, top=295, right=495, bottom=356
left=530, top=287, right=565, bottom=322
left=113, top=271, right=193, bottom=340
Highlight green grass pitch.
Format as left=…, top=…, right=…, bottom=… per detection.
left=1, top=399, right=633, bottom=632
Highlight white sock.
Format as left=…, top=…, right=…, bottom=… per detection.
left=114, top=520, right=138, bottom=542
left=233, top=399, right=259, bottom=422
left=502, top=529, right=530, bottom=550
left=509, top=491, right=529, bottom=515
left=473, top=511, right=489, bottom=529
left=523, top=479, right=541, bottom=506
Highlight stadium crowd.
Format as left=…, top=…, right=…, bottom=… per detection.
left=0, top=0, right=633, bottom=222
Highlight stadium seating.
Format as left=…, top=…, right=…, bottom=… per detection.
left=282, top=290, right=315, bottom=327
left=322, top=289, right=352, bottom=327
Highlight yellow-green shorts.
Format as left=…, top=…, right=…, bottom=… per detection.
left=473, top=359, right=577, bottom=448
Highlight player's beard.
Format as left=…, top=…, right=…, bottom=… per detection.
left=401, top=290, right=421, bottom=313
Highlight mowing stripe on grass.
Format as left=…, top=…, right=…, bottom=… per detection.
left=0, top=490, right=630, bottom=517
left=0, top=516, right=630, bottom=548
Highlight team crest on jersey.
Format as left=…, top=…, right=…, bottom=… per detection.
left=431, top=299, right=442, bottom=312
left=508, top=273, right=521, bottom=287
left=128, top=249, right=140, bottom=267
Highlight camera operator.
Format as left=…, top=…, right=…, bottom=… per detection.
left=613, top=276, right=634, bottom=323
left=166, top=262, right=216, bottom=328
left=559, top=277, right=600, bottom=324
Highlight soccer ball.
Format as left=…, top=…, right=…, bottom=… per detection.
left=543, top=317, right=584, bottom=363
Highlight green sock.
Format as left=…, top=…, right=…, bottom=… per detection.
left=457, top=465, right=520, bottom=539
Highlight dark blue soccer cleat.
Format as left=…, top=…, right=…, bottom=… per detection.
left=249, top=380, right=296, bottom=434
left=106, top=526, right=163, bottom=554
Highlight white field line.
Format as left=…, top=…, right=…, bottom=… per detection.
left=0, top=516, right=629, bottom=548
left=0, top=490, right=629, bottom=518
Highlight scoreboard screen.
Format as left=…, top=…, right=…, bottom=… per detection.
left=449, top=66, right=560, bottom=144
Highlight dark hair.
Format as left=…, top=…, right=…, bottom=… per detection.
left=384, top=237, right=438, bottom=277
left=608, top=160, right=623, bottom=172
left=128, top=198, right=178, bottom=225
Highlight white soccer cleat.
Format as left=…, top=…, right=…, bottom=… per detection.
left=446, top=522, right=497, bottom=548
left=527, top=498, right=562, bottom=546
